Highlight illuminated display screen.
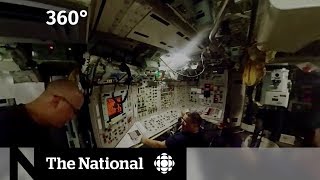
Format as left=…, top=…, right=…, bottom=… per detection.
left=106, top=96, right=123, bottom=119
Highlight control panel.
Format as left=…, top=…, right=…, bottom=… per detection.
left=101, top=116, right=133, bottom=147
left=89, top=86, right=135, bottom=148
left=89, top=70, right=228, bottom=148
left=192, top=70, right=229, bottom=122
left=137, top=109, right=180, bottom=138
left=199, top=84, right=226, bottom=106
left=200, top=72, right=227, bottom=105
left=137, top=85, right=159, bottom=118
left=137, top=86, right=147, bottom=117
left=174, top=85, right=190, bottom=107
left=65, top=118, right=81, bottom=148
left=161, top=84, right=175, bottom=110
left=101, top=90, right=129, bottom=127
left=190, top=88, right=200, bottom=103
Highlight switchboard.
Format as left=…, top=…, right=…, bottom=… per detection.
left=137, top=85, right=159, bottom=118
left=89, top=70, right=228, bottom=147
left=160, top=84, right=175, bottom=110
left=137, top=109, right=180, bottom=138
left=89, top=85, right=135, bottom=148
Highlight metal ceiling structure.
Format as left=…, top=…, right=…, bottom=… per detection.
left=89, top=0, right=205, bottom=55
left=0, top=0, right=319, bottom=73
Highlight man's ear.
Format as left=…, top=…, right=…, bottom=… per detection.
left=51, top=95, right=60, bottom=108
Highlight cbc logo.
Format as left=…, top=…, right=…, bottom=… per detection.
left=154, top=153, right=175, bottom=174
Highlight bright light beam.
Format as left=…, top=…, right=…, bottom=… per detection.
left=160, top=28, right=210, bottom=70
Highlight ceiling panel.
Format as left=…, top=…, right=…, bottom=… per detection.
left=127, top=12, right=202, bottom=54
left=96, top=0, right=134, bottom=33
left=110, top=1, right=152, bottom=37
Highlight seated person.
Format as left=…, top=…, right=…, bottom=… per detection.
left=141, top=112, right=207, bottom=148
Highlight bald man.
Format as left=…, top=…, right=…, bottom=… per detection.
left=0, top=79, right=84, bottom=147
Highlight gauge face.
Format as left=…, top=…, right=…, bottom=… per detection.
left=107, top=96, right=123, bottom=120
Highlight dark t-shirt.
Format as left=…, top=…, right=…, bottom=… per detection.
left=165, top=131, right=207, bottom=149
left=0, top=104, right=51, bottom=147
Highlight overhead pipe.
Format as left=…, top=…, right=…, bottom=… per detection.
left=209, top=0, right=231, bottom=43
left=246, top=0, right=259, bottom=45
left=89, top=0, right=106, bottom=40
left=200, top=0, right=232, bottom=66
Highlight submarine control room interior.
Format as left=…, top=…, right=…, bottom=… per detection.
left=1, top=0, right=320, bottom=148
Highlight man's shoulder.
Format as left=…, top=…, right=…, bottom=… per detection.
left=0, top=104, right=25, bottom=111
left=0, top=104, right=35, bottom=128
left=0, top=104, right=27, bottom=117
left=0, top=104, right=50, bottom=147
left=0, top=104, right=21, bottom=114
left=0, top=104, right=30, bottom=146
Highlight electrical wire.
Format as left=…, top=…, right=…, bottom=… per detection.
left=112, top=81, right=130, bottom=105
left=111, top=63, right=132, bottom=105
left=160, top=52, right=205, bottom=78
left=88, top=57, right=101, bottom=96
left=85, top=56, right=131, bottom=105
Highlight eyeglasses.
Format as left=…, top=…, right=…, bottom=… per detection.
left=54, top=95, right=80, bottom=114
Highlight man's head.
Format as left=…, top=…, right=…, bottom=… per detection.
left=26, top=79, right=84, bottom=128
left=181, top=112, right=203, bottom=133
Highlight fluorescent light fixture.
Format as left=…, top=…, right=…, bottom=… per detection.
left=160, top=28, right=209, bottom=72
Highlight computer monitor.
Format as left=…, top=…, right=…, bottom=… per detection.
left=106, top=96, right=123, bottom=120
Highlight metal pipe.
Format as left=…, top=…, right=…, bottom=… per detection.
left=209, top=0, right=230, bottom=42
left=90, top=0, right=106, bottom=40
left=246, top=0, right=259, bottom=45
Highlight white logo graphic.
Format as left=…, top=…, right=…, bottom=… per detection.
left=154, top=153, right=175, bottom=174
